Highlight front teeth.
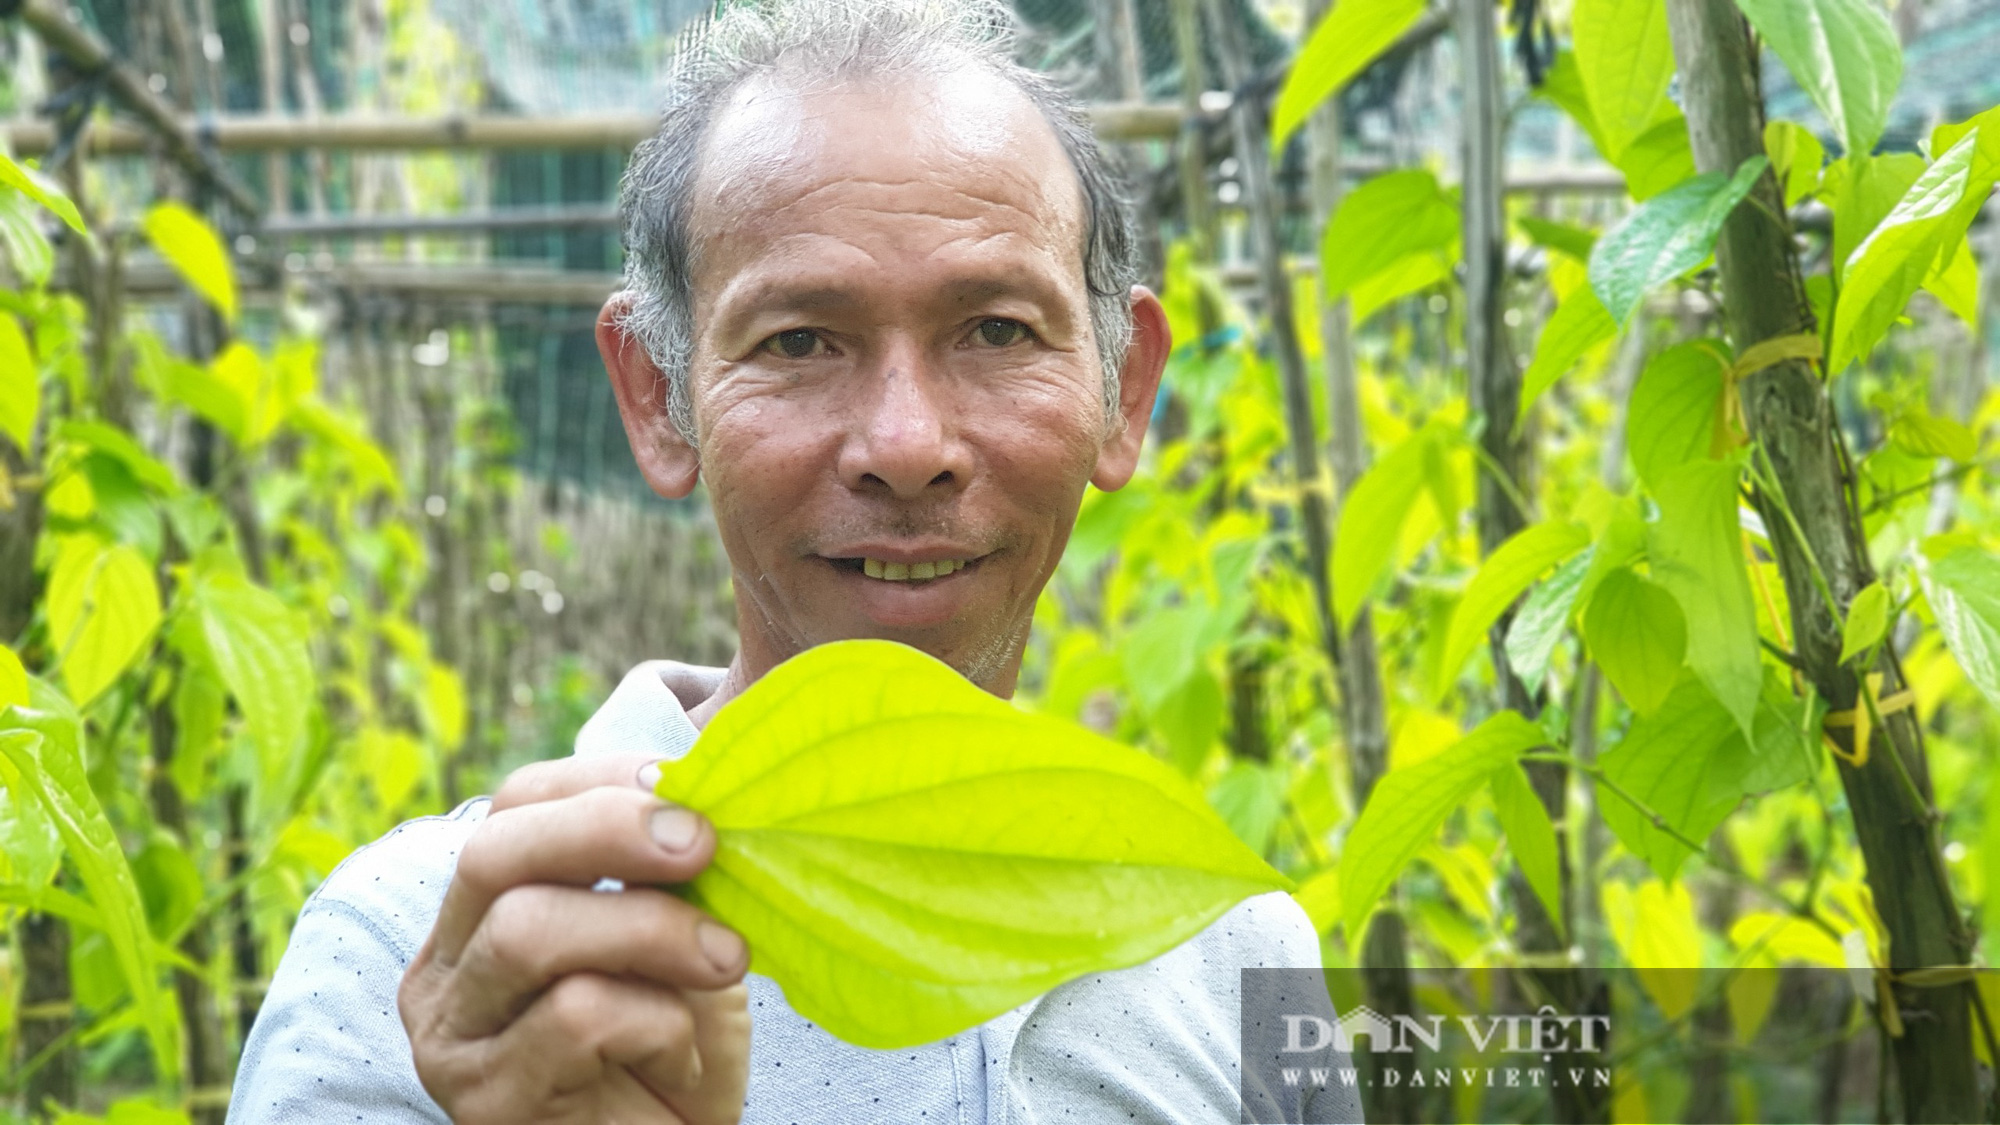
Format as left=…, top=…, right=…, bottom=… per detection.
left=861, top=558, right=965, bottom=581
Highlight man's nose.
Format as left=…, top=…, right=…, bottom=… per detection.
left=837, top=349, right=971, bottom=499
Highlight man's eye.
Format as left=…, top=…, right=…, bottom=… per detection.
left=763, top=329, right=824, bottom=358
left=975, top=318, right=1030, bottom=347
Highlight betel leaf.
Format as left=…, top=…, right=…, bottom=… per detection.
left=1599, top=673, right=1813, bottom=881
left=0, top=643, right=26, bottom=711
left=1839, top=581, right=1891, bottom=665
left=0, top=152, right=86, bottom=235
left=1490, top=762, right=1563, bottom=937
left=1924, top=548, right=2000, bottom=708
left=1829, top=131, right=1978, bottom=376
left=651, top=640, right=1290, bottom=1050
left=1583, top=567, right=1687, bottom=716
left=1733, top=0, right=1901, bottom=159
left=0, top=312, right=35, bottom=452
left=1765, top=120, right=1827, bottom=208
left=1518, top=216, right=1597, bottom=263
left=1646, top=458, right=1761, bottom=738
left=1925, top=235, right=1980, bottom=327
left=1890, top=408, right=1979, bottom=463
left=1351, top=249, right=1455, bottom=324
left=45, top=535, right=162, bottom=707
left=1270, top=0, right=1426, bottom=151
left=1616, top=114, right=1700, bottom=202
left=0, top=190, right=55, bottom=287
left=1627, top=340, right=1729, bottom=492
left=181, top=566, right=314, bottom=768
left=1209, top=759, right=1286, bottom=856
left=1506, top=549, right=1592, bottom=697
left=1318, top=169, right=1460, bottom=298
left=0, top=682, right=180, bottom=1082
left=1435, top=522, right=1591, bottom=699
left=1519, top=285, right=1616, bottom=420
left=1823, top=153, right=1924, bottom=282
left=1572, top=0, right=1675, bottom=161
left=1589, top=156, right=1769, bottom=325
left=1333, top=425, right=1438, bottom=627
left=1339, top=711, right=1546, bottom=941
left=142, top=201, right=237, bottom=324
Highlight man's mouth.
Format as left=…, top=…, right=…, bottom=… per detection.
left=825, top=555, right=982, bottom=582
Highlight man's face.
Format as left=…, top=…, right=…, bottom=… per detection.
left=602, top=67, right=1166, bottom=693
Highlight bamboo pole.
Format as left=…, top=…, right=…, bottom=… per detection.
left=1664, top=1, right=1982, bottom=1119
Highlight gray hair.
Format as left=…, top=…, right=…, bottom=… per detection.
left=616, top=0, right=1141, bottom=443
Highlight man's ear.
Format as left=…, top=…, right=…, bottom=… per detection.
left=598, top=292, right=701, bottom=500
left=1090, top=285, right=1171, bottom=492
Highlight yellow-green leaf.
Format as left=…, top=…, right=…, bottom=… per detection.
left=1646, top=458, right=1760, bottom=738
left=1734, top=0, right=1901, bottom=158
left=1333, top=425, right=1441, bottom=627
left=0, top=153, right=86, bottom=234
left=142, top=201, right=237, bottom=323
left=1270, top=0, right=1426, bottom=151
left=0, top=643, right=26, bottom=711
left=1590, top=156, right=1768, bottom=325
left=1519, top=285, right=1616, bottom=419
left=1764, top=120, right=1826, bottom=208
left=1628, top=340, right=1729, bottom=491
left=1572, top=0, right=1674, bottom=161
left=183, top=565, right=314, bottom=767
left=652, top=639, right=1289, bottom=1049
left=1339, top=711, right=1546, bottom=941
left=46, top=535, right=161, bottom=707
left=1490, top=762, right=1563, bottom=936
left=1318, top=169, right=1459, bottom=299
left=1924, top=235, right=1980, bottom=327
left=1584, top=567, right=1687, bottom=715
left=1830, top=131, right=1978, bottom=376
left=1435, top=521, right=1591, bottom=699
left=0, top=312, right=35, bottom=452
left=1839, top=581, right=1891, bottom=665
left=1889, top=407, right=1978, bottom=464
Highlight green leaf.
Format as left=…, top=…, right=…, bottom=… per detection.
left=1823, top=153, right=1925, bottom=281
left=1350, top=249, right=1455, bottom=324
left=1333, top=425, right=1437, bottom=627
left=57, top=418, right=181, bottom=494
left=1490, top=762, right=1563, bottom=935
left=1151, top=666, right=1224, bottom=775
left=1646, top=458, right=1761, bottom=738
left=1839, top=581, right=1891, bottom=665
left=0, top=684, right=180, bottom=1082
left=1583, top=567, right=1687, bottom=715
left=0, top=312, right=36, bottom=452
left=183, top=566, right=314, bottom=767
left=1888, top=408, right=1978, bottom=464
left=142, top=201, right=237, bottom=323
left=1436, top=522, right=1592, bottom=699
left=1519, top=285, right=1617, bottom=419
left=1318, top=169, right=1459, bottom=298
left=1764, top=120, right=1827, bottom=208
left=0, top=153, right=87, bottom=234
left=1505, top=549, right=1591, bottom=697
left=652, top=640, right=1289, bottom=1049
left=1120, top=603, right=1211, bottom=713
left=1517, top=216, right=1597, bottom=262
left=1924, top=235, right=1980, bottom=327
left=46, top=535, right=162, bottom=707
left=1627, top=340, right=1729, bottom=493
left=1339, top=711, right=1546, bottom=940
left=1600, top=674, right=1812, bottom=880
left=0, top=189, right=56, bottom=286
left=1615, top=114, right=1701, bottom=202
left=1733, top=0, right=1901, bottom=158
left=1590, top=157, right=1769, bottom=325
left=1923, top=549, right=2000, bottom=708
left=1209, top=760, right=1285, bottom=856
left=1270, top=0, right=1427, bottom=151
left=0, top=643, right=26, bottom=712
left=1572, top=0, right=1675, bottom=160
left=1830, top=131, right=1978, bottom=376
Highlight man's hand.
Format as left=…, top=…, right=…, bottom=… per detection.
left=399, top=753, right=751, bottom=1124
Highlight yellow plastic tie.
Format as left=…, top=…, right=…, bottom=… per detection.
left=1823, top=672, right=1917, bottom=768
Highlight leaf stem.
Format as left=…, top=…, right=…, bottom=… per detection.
left=1747, top=442, right=1843, bottom=623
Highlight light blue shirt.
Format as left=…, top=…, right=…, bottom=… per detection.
left=228, top=660, right=1360, bottom=1123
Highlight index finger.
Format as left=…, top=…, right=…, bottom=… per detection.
left=490, top=752, right=668, bottom=813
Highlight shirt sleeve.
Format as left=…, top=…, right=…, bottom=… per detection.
left=227, top=804, right=484, bottom=1124
left=1001, top=891, right=1364, bottom=1125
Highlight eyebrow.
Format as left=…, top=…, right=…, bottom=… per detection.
left=725, top=271, right=1075, bottom=321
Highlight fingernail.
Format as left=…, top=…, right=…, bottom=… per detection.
left=636, top=759, right=666, bottom=790
left=649, top=806, right=702, bottom=852
left=698, top=920, right=745, bottom=973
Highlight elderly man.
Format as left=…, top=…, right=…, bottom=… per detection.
left=229, top=0, right=1355, bottom=1122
